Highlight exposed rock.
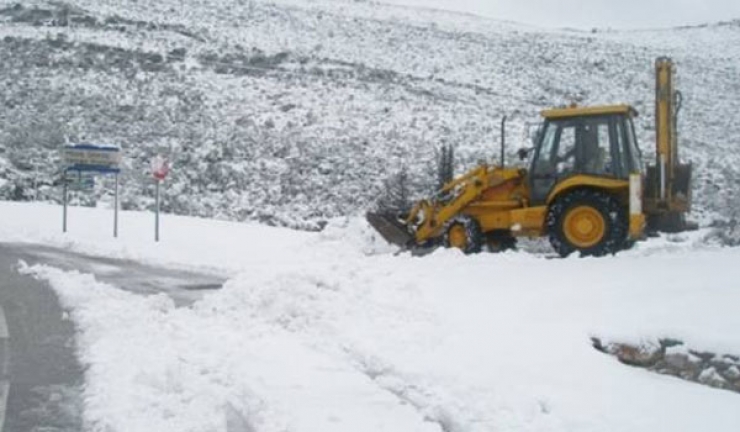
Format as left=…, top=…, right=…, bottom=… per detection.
left=698, top=367, right=728, bottom=388
left=664, top=352, right=691, bottom=370
left=689, top=350, right=715, bottom=362
left=710, top=358, right=733, bottom=373
left=723, top=354, right=740, bottom=364
left=658, top=338, right=684, bottom=349
left=723, top=365, right=740, bottom=380
left=608, top=341, right=663, bottom=367
left=595, top=337, right=740, bottom=394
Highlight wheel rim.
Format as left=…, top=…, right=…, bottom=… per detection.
left=563, top=205, right=606, bottom=249
left=448, top=224, right=468, bottom=249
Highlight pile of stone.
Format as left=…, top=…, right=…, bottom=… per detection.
left=592, top=337, right=740, bottom=393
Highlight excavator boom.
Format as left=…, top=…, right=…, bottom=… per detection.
left=645, top=57, right=694, bottom=232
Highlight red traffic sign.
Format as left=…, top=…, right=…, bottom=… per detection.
left=151, top=156, right=170, bottom=180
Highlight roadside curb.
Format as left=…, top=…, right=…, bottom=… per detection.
left=0, top=305, right=7, bottom=340
left=0, top=304, right=8, bottom=378
left=0, top=304, right=8, bottom=432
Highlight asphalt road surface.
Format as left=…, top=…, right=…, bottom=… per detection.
left=0, top=243, right=224, bottom=432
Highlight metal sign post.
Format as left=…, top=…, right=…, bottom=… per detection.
left=62, top=172, right=68, bottom=233
left=62, top=144, right=122, bottom=236
left=151, top=156, right=170, bottom=242
left=154, top=180, right=161, bottom=242
left=114, top=173, right=119, bottom=238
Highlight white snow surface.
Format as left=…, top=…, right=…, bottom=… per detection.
left=3, top=201, right=740, bottom=432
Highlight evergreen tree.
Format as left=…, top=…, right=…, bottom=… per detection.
left=377, top=167, right=411, bottom=214
left=437, top=144, right=455, bottom=191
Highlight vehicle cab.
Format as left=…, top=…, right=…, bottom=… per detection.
left=528, top=105, right=643, bottom=205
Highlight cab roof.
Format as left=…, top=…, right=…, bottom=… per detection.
left=541, top=104, right=638, bottom=120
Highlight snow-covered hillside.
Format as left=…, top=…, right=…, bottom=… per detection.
left=3, top=202, right=740, bottom=432
left=0, top=0, right=739, bottom=231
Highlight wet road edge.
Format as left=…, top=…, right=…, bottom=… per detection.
left=0, top=305, right=8, bottom=431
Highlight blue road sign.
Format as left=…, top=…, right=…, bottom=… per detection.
left=64, top=144, right=122, bottom=173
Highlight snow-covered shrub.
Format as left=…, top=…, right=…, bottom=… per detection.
left=375, top=168, right=412, bottom=214
left=709, top=218, right=740, bottom=247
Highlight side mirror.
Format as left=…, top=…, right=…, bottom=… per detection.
left=517, top=148, right=532, bottom=161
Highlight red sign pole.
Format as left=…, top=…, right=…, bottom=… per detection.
left=151, top=156, right=170, bottom=242
left=155, top=179, right=160, bottom=242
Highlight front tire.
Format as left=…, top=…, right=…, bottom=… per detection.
left=547, top=189, right=627, bottom=257
left=443, top=215, right=483, bottom=254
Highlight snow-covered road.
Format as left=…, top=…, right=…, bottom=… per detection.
left=3, top=202, right=740, bottom=432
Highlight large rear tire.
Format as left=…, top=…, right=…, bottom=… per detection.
left=547, top=189, right=627, bottom=257
left=443, top=215, right=483, bottom=254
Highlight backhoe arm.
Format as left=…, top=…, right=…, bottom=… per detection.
left=655, top=57, right=678, bottom=202
left=644, top=57, right=693, bottom=232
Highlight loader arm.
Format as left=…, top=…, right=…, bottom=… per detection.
left=412, top=166, right=491, bottom=243
left=365, top=166, right=494, bottom=249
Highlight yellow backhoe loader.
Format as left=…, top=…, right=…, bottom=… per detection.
left=367, top=57, right=694, bottom=256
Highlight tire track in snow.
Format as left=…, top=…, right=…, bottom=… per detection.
left=347, top=351, right=463, bottom=432
left=261, top=264, right=471, bottom=432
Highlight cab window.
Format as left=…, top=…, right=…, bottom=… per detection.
left=577, top=118, right=611, bottom=176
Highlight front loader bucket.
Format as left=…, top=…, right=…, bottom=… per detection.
left=366, top=212, right=414, bottom=248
